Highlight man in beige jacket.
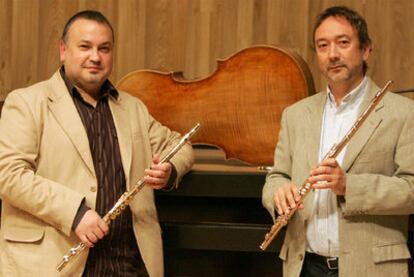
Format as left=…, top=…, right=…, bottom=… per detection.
left=263, top=6, right=414, bottom=277
left=0, top=10, right=193, bottom=276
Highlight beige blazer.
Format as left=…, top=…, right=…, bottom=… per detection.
left=263, top=78, right=414, bottom=277
left=0, top=71, right=194, bottom=277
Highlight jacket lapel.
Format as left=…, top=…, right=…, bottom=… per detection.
left=342, top=79, right=384, bottom=172
left=109, top=95, right=132, bottom=188
left=300, top=93, right=326, bottom=221
left=47, top=71, right=96, bottom=177
left=306, top=93, right=326, bottom=169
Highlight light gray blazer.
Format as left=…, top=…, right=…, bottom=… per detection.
left=263, top=78, right=414, bottom=277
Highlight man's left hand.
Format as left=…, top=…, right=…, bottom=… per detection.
left=144, top=154, right=172, bottom=190
left=308, top=158, right=346, bottom=195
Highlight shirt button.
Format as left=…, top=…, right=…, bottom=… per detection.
left=299, top=254, right=304, bottom=260
left=90, top=186, right=97, bottom=192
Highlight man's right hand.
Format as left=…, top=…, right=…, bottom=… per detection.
left=74, top=210, right=109, bottom=248
left=273, top=183, right=304, bottom=215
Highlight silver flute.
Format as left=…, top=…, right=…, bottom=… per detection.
left=57, top=123, right=200, bottom=271
left=260, top=81, right=392, bottom=251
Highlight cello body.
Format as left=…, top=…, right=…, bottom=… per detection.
left=117, top=45, right=315, bottom=166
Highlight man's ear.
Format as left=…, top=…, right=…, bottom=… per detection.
left=59, top=40, right=66, bottom=63
left=362, top=43, right=372, bottom=62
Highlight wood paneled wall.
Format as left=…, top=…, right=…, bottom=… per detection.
left=1, top=0, right=414, bottom=100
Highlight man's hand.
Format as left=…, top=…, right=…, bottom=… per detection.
left=273, top=183, right=304, bottom=215
left=74, top=210, right=109, bottom=248
left=144, top=154, right=172, bottom=190
left=308, top=158, right=346, bottom=195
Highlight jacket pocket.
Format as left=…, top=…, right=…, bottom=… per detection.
left=372, top=242, right=411, bottom=263
left=4, top=226, right=45, bottom=243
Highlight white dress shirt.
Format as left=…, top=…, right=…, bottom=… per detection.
left=306, top=77, right=368, bottom=257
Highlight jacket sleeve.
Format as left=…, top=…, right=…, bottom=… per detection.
left=145, top=108, right=194, bottom=189
left=262, top=109, right=293, bottom=221
left=343, top=99, right=414, bottom=216
left=0, top=91, right=84, bottom=236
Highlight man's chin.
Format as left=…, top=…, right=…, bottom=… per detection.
left=327, top=72, right=350, bottom=83
left=84, top=74, right=106, bottom=85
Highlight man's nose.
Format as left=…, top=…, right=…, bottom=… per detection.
left=90, top=49, right=101, bottom=63
left=328, top=45, right=339, bottom=61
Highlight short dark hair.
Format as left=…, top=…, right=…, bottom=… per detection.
left=61, top=10, right=114, bottom=44
left=312, top=6, right=371, bottom=73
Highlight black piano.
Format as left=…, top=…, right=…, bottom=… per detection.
left=157, top=146, right=283, bottom=276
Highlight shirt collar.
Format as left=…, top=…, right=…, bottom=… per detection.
left=326, top=76, right=368, bottom=111
left=59, top=66, right=118, bottom=100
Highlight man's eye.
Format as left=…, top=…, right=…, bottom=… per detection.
left=339, top=40, right=350, bottom=46
left=79, top=45, right=89, bottom=50
left=317, top=43, right=327, bottom=50
left=100, top=47, right=110, bottom=53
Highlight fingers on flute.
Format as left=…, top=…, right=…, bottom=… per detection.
left=274, top=183, right=301, bottom=215
left=83, top=226, right=109, bottom=248
left=87, top=232, right=99, bottom=244
left=274, top=193, right=283, bottom=215
left=81, top=235, right=94, bottom=248
left=94, top=228, right=105, bottom=240
left=98, top=220, right=109, bottom=236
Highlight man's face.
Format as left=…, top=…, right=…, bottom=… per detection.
left=59, top=18, right=114, bottom=93
left=314, top=16, right=370, bottom=85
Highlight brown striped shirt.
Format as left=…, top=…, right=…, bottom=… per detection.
left=60, top=68, right=148, bottom=276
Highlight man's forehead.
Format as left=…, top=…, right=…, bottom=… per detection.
left=67, top=18, right=113, bottom=41
left=315, top=16, right=356, bottom=40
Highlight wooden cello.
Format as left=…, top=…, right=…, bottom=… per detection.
left=117, top=45, right=315, bottom=166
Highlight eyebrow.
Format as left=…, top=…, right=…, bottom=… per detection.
left=99, top=42, right=113, bottom=47
left=335, top=34, right=351, bottom=40
left=77, top=40, right=113, bottom=46
left=316, top=34, right=350, bottom=43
